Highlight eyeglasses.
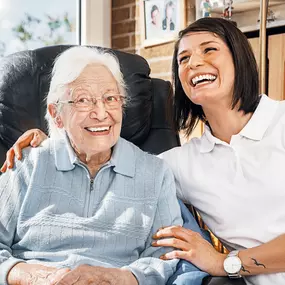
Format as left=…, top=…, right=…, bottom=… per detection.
left=56, top=88, right=125, bottom=111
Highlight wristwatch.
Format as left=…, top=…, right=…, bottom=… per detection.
left=223, top=250, right=242, bottom=278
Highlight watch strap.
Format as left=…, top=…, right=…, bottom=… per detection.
left=228, top=250, right=240, bottom=257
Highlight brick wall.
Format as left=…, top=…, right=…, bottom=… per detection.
left=112, top=0, right=195, bottom=81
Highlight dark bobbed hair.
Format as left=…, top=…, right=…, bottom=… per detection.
left=171, top=17, right=260, bottom=137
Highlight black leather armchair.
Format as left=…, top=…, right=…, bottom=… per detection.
left=0, top=45, right=179, bottom=162
left=0, top=45, right=245, bottom=285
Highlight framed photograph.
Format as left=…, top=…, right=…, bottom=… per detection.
left=140, top=0, right=186, bottom=47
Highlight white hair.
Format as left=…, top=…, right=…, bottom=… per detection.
left=45, top=46, right=127, bottom=138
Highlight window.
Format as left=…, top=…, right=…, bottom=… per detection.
left=0, top=0, right=81, bottom=57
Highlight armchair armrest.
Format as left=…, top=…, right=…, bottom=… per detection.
left=203, top=276, right=246, bottom=285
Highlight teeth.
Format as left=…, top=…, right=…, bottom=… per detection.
left=86, top=127, right=110, bottom=132
left=192, top=74, right=216, bottom=85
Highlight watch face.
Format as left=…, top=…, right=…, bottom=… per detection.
left=224, top=256, right=242, bottom=274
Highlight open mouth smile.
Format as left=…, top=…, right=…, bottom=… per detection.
left=85, top=126, right=111, bottom=133
left=191, top=74, right=217, bottom=87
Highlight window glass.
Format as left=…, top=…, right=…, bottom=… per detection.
left=0, top=0, right=80, bottom=57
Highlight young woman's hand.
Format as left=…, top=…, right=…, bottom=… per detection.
left=152, top=225, right=227, bottom=276
left=0, top=128, right=47, bottom=172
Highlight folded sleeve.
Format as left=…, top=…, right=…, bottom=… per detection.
left=123, top=165, right=183, bottom=285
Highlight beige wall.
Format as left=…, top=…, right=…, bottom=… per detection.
left=82, top=0, right=111, bottom=47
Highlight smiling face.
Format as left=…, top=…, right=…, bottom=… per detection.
left=151, top=8, right=160, bottom=26
left=177, top=32, right=235, bottom=108
left=53, top=64, right=123, bottom=160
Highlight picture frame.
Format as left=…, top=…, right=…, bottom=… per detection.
left=140, top=0, right=186, bottom=47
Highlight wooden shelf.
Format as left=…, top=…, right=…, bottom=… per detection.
left=196, top=0, right=285, bottom=33
left=240, top=19, right=285, bottom=33
left=211, top=0, right=284, bottom=14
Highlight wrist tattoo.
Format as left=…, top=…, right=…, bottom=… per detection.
left=241, top=266, right=250, bottom=274
left=251, top=257, right=266, bottom=268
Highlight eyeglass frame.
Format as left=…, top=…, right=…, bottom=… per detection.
left=55, top=88, right=126, bottom=111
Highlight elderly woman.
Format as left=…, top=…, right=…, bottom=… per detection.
left=0, top=46, right=183, bottom=285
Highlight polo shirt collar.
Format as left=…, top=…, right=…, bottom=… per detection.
left=200, top=125, right=216, bottom=153
left=54, top=135, right=135, bottom=177
left=239, top=94, right=279, bottom=140
left=200, top=95, right=279, bottom=153
left=110, top=137, right=135, bottom=177
left=53, top=134, right=78, bottom=171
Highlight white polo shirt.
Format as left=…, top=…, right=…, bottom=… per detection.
left=161, top=95, right=285, bottom=285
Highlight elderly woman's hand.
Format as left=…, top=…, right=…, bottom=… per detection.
left=55, top=265, right=138, bottom=285
left=7, top=263, right=70, bottom=285
left=152, top=225, right=227, bottom=276
left=0, top=128, right=47, bottom=173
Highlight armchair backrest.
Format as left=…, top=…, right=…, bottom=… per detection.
left=0, top=45, right=180, bottom=165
